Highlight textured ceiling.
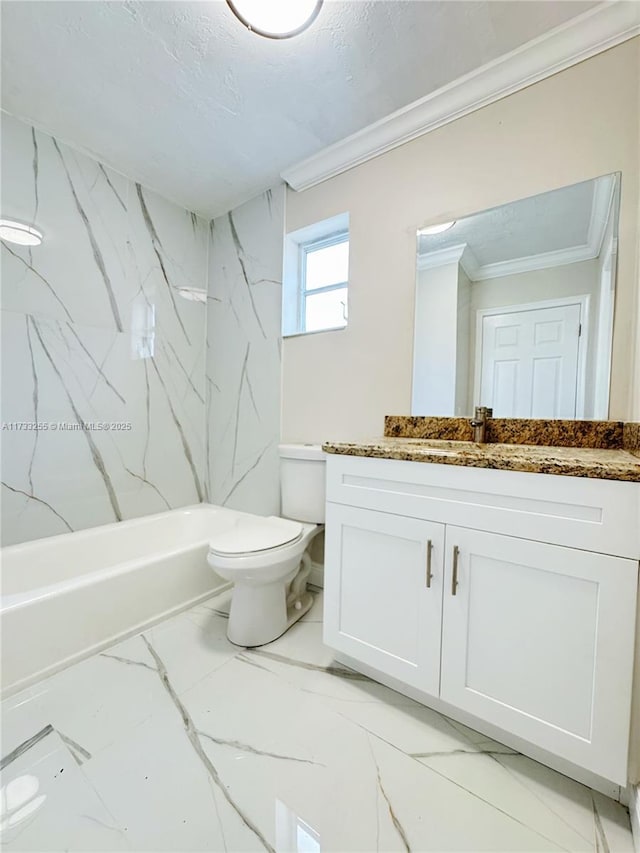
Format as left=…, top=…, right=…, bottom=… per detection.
left=418, top=177, right=607, bottom=267
left=1, top=0, right=597, bottom=217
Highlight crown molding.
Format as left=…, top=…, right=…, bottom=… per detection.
left=417, top=173, right=619, bottom=280
left=472, top=244, right=601, bottom=282
left=416, top=243, right=468, bottom=271
left=282, top=2, right=640, bottom=192
left=416, top=242, right=482, bottom=278
left=418, top=241, right=602, bottom=281
left=419, top=240, right=604, bottom=280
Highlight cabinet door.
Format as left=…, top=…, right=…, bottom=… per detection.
left=324, top=504, right=445, bottom=695
left=440, top=526, right=638, bottom=783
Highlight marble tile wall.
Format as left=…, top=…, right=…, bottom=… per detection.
left=205, top=188, right=284, bottom=516
left=1, top=113, right=208, bottom=545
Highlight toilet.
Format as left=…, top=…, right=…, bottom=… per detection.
left=207, top=444, right=326, bottom=647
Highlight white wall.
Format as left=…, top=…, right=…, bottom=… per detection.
left=456, top=267, right=471, bottom=416
left=412, top=263, right=459, bottom=416
left=468, top=260, right=599, bottom=315
left=593, top=206, right=618, bottom=419
left=282, top=38, right=640, bottom=442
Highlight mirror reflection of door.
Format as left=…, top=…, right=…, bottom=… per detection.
left=412, top=173, right=620, bottom=421
left=477, top=299, right=585, bottom=418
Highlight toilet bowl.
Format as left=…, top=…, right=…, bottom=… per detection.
left=207, top=444, right=325, bottom=647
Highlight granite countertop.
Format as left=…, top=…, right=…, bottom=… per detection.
left=322, top=437, right=640, bottom=482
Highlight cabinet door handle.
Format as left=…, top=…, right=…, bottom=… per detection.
left=451, top=545, right=460, bottom=595
left=425, top=540, right=433, bottom=587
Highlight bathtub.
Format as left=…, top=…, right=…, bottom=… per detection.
left=0, top=503, right=245, bottom=697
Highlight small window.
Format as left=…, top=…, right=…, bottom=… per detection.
left=283, top=213, right=349, bottom=337
left=300, top=234, right=349, bottom=333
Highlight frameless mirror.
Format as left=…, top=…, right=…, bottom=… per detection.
left=412, top=174, right=620, bottom=420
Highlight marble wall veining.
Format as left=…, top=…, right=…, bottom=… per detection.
left=205, top=188, right=284, bottom=516
left=1, top=113, right=208, bottom=546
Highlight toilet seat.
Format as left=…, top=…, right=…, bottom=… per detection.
left=208, top=515, right=302, bottom=558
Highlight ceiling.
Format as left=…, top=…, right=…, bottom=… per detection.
left=418, top=175, right=616, bottom=279
left=1, top=0, right=597, bottom=218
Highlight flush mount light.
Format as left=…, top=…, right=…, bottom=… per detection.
left=226, top=0, right=323, bottom=39
left=0, top=219, right=44, bottom=246
left=418, top=221, right=457, bottom=236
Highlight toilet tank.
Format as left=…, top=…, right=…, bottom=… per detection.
left=279, top=444, right=326, bottom=523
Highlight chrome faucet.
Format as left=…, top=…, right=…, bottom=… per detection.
left=470, top=406, right=493, bottom=443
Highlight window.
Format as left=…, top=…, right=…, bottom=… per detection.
left=283, top=213, right=349, bottom=337
left=300, top=233, right=349, bottom=333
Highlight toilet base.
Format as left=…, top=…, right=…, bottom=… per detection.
left=227, top=585, right=314, bottom=648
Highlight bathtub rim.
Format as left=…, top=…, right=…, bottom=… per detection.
left=0, top=502, right=246, bottom=604
left=1, top=538, right=217, bottom=613
left=1, top=502, right=240, bottom=699
left=1, top=502, right=220, bottom=558
left=1, top=581, right=232, bottom=700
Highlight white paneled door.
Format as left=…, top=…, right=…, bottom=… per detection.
left=323, top=504, right=444, bottom=696
left=439, top=526, right=637, bottom=783
left=478, top=300, right=583, bottom=418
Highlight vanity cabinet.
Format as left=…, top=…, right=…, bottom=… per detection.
left=439, top=526, right=636, bottom=782
left=324, top=504, right=444, bottom=695
left=323, top=455, right=639, bottom=786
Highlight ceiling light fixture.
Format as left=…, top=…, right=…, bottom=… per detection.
left=0, top=219, right=44, bottom=246
left=226, top=0, right=323, bottom=39
left=418, top=221, right=457, bottom=236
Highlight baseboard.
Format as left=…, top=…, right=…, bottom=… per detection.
left=630, top=785, right=640, bottom=853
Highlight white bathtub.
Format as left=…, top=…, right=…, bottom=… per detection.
left=0, top=503, right=244, bottom=697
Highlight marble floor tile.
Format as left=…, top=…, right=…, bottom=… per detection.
left=127, top=597, right=240, bottom=695
left=82, top=713, right=227, bottom=852
left=489, top=754, right=634, bottom=852
left=180, top=654, right=568, bottom=853
left=1, top=634, right=175, bottom=759
left=1, top=729, right=128, bottom=851
left=317, top=691, right=512, bottom=758
left=1, top=591, right=633, bottom=852
left=242, top=619, right=419, bottom=705
left=368, top=733, right=568, bottom=852
left=417, top=751, right=595, bottom=851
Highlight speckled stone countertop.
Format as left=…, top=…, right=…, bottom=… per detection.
left=384, top=415, right=640, bottom=450
left=322, top=438, right=640, bottom=482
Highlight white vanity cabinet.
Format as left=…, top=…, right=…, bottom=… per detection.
left=323, top=454, right=639, bottom=786
left=324, top=504, right=444, bottom=695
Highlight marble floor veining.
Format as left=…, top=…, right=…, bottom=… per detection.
left=0, top=590, right=634, bottom=852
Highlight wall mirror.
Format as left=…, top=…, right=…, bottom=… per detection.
left=412, top=174, right=620, bottom=420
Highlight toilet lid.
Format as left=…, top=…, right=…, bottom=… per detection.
left=208, top=516, right=303, bottom=556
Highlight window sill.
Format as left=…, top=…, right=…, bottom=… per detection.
left=283, top=324, right=348, bottom=340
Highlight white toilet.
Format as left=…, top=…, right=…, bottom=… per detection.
left=207, top=444, right=326, bottom=647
